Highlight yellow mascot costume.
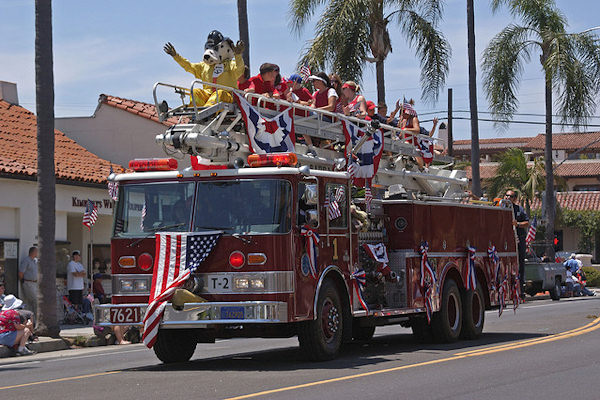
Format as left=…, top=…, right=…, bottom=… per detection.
left=164, top=30, right=245, bottom=107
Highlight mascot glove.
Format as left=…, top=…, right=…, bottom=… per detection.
left=164, top=42, right=177, bottom=57
left=233, top=40, right=245, bottom=55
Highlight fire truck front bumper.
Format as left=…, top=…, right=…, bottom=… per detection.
left=94, top=301, right=289, bottom=328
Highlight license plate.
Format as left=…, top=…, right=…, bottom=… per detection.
left=109, top=306, right=142, bottom=324
left=220, top=306, right=245, bottom=320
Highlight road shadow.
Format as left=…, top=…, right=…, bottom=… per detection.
left=128, top=330, right=546, bottom=373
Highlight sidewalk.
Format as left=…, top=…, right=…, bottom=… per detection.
left=0, top=324, right=97, bottom=358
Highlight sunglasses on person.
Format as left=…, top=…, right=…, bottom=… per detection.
left=505, top=193, right=516, bottom=198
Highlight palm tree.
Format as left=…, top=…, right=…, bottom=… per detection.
left=466, top=0, right=481, bottom=197
left=35, top=0, right=59, bottom=337
left=487, top=149, right=545, bottom=215
left=237, top=0, right=250, bottom=69
left=289, top=0, right=451, bottom=104
left=482, top=0, right=600, bottom=258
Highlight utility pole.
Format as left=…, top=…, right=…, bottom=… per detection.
left=447, top=88, right=453, bottom=156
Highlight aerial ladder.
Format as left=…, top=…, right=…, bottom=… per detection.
left=152, top=80, right=468, bottom=200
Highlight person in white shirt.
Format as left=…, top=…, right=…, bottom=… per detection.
left=67, top=251, right=86, bottom=307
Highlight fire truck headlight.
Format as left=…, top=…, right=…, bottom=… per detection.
left=250, top=278, right=264, bottom=289
left=120, top=280, right=133, bottom=292
left=134, top=279, right=148, bottom=292
left=234, top=278, right=249, bottom=289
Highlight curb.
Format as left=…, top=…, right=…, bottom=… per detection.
left=0, top=337, right=70, bottom=358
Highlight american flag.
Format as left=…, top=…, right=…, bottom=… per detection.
left=82, top=199, right=98, bottom=230
left=525, top=216, right=537, bottom=246
left=107, top=166, right=119, bottom=201
left=299, top=62, right=311, bottom=81
left=364, top=187, right=373, bottom=212
left=325, top=194, right=341, bottom=221
left=142, top=231, right=222, bottom=348
left=334, top=186, right=345, bottom=203
left=140, top=201, right=147, bottom=231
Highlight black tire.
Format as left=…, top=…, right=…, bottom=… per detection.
left=432, top=279, right=462, bottom=343
left=352, top=323, right=375, bottom=341
left=298, top=280, right=344, bottom=361
left=461, top=282, right=485, bottom=340
left=410, top=317, right=434, bottom=343
left=153, top=329, right=197, bottom=364
left=549, top=278, right=561, bottom=301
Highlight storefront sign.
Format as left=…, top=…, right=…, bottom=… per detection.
left=72, top=197, right=114, bottom=209
left=4, top=242, right=18, bottom=259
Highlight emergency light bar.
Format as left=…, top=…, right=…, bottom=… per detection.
left=129, top=158, right=178, bottom=172
left=247, top=153, right=298, bottom=168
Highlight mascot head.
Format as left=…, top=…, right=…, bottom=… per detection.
left=202, top=30, right=235, bottom=65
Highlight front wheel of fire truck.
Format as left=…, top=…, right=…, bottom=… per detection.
left=461, top=281, right=485, bottom=340
left=432, top=279, right=462, bottom=343
left=153, top=329, right=197, bottom=364
left=297, top=280, right=344, bottom=361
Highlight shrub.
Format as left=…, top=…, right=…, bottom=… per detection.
left=582, top=267, right=600, bottom=287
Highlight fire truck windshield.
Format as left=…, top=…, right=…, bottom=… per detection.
left=193, top=179, right=292, bottom=234
left=114, top=182, right=195, bottom=237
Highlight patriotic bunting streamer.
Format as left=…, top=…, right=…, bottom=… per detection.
left=512, top=274, right=520, bottom=312
left=362, top=243, right=391, bottom=277
left=488, top=245, right=507, bottom=317
left=419, top=241, right=437, bottom=323
left=300, top=225, right=320, bottom=278
left=364, top=186, right=373, bottom=212
left=341, top=119, right=384, bottom=188
left=107, top=166, right=119, bottom=201
left=232, top=92, right=296, bottom=154
left=350, top=269, right=369, bottom=314
left=466, top=246, right=477, bottom=291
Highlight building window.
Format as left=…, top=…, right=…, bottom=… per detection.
left=0, top=240, right=19, bottom=295
left=573, top=185, right=600, bottom=192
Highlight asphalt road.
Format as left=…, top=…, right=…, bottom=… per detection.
left=1, top=296, right=600, bottom=400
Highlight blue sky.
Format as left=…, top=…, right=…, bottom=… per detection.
left=1, top=0, right=599, bottom=140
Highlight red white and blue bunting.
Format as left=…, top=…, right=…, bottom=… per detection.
left=419, top=241, right=437, bottom=323
left=362, top=243, right=390, bottom=277
left=300, top=225, right=320, bottom=278
left=466, top=246, right=477, bottom=291
left=351, top=269, right=369, bottom=314
left=488, top=245, right=507, bottom=317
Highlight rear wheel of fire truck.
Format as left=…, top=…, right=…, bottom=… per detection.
left=153, top=329, right=197, bottom=364
left=549, top=277, right=561, bottom=301
left=461, top=281, right=485, bottom=339
left=297, top=280, right=344, bottom=361
left=432, top=279, right=462, bottom=343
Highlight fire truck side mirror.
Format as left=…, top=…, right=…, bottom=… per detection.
left=306, top=209, right=319, bottom=228
left=303, top=184, right=318, bottom=205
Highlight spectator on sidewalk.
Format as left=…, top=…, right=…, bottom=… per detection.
left=67, top=251, right=86, bottom=310
left=2, top=294, right=35, bottom=328
left=0, top=282, right=5, bottom=306
left=0, top=300, right=33, bottom=355
left=18, top=246, right=38, bottom=319
left=93, top=273, right=108, bottom=304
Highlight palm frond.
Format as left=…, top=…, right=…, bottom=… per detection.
left=288, top=0, right=328, bottom=34
left=296, top=0, right=370, bottom=83
left=385, top=0, right=444, bottom=24
left=487, top=148, right=528, bottom=198
left=482, top=24, right=536, bottom=125
left=547, top=32, right=600, bottom=128
left=395, top=9, right=450, bottom=102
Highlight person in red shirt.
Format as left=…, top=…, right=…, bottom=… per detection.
left=0, top=304, right=33, bottom=355
left=237, top=66, right=251, bottom=90
left=309, top=72, right=338, bottom=112
left=245, top=63, right=280, bottom=109
left=342, top=81, right=367, bottom=118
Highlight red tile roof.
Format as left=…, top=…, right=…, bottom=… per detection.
left=530, top=191, right=600, bottom=211
left=100, top=94, right=185, bottom=126
left=465, top=160, right=600, bottom=180
left=0, top=100, right=124, bottom=184
left=526, top=131, right=600, bottom=150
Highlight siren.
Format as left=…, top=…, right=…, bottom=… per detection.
left=129, top=158, right=178, bottom=172
left=247, top=152, right=298, bottom=168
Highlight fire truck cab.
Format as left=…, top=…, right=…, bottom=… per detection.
left=94, top=81, right=520, bottom=363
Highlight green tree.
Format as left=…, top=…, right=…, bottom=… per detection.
left=487, top=148, right=545, bottom=214
left=482, top=0, right=600, bottom=258
left=35, top=0, right=59, bottom=337
left=289, top=0, right=451, bottom=104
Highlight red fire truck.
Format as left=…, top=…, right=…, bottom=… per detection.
left=94, top=81, right=519, bottom=363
